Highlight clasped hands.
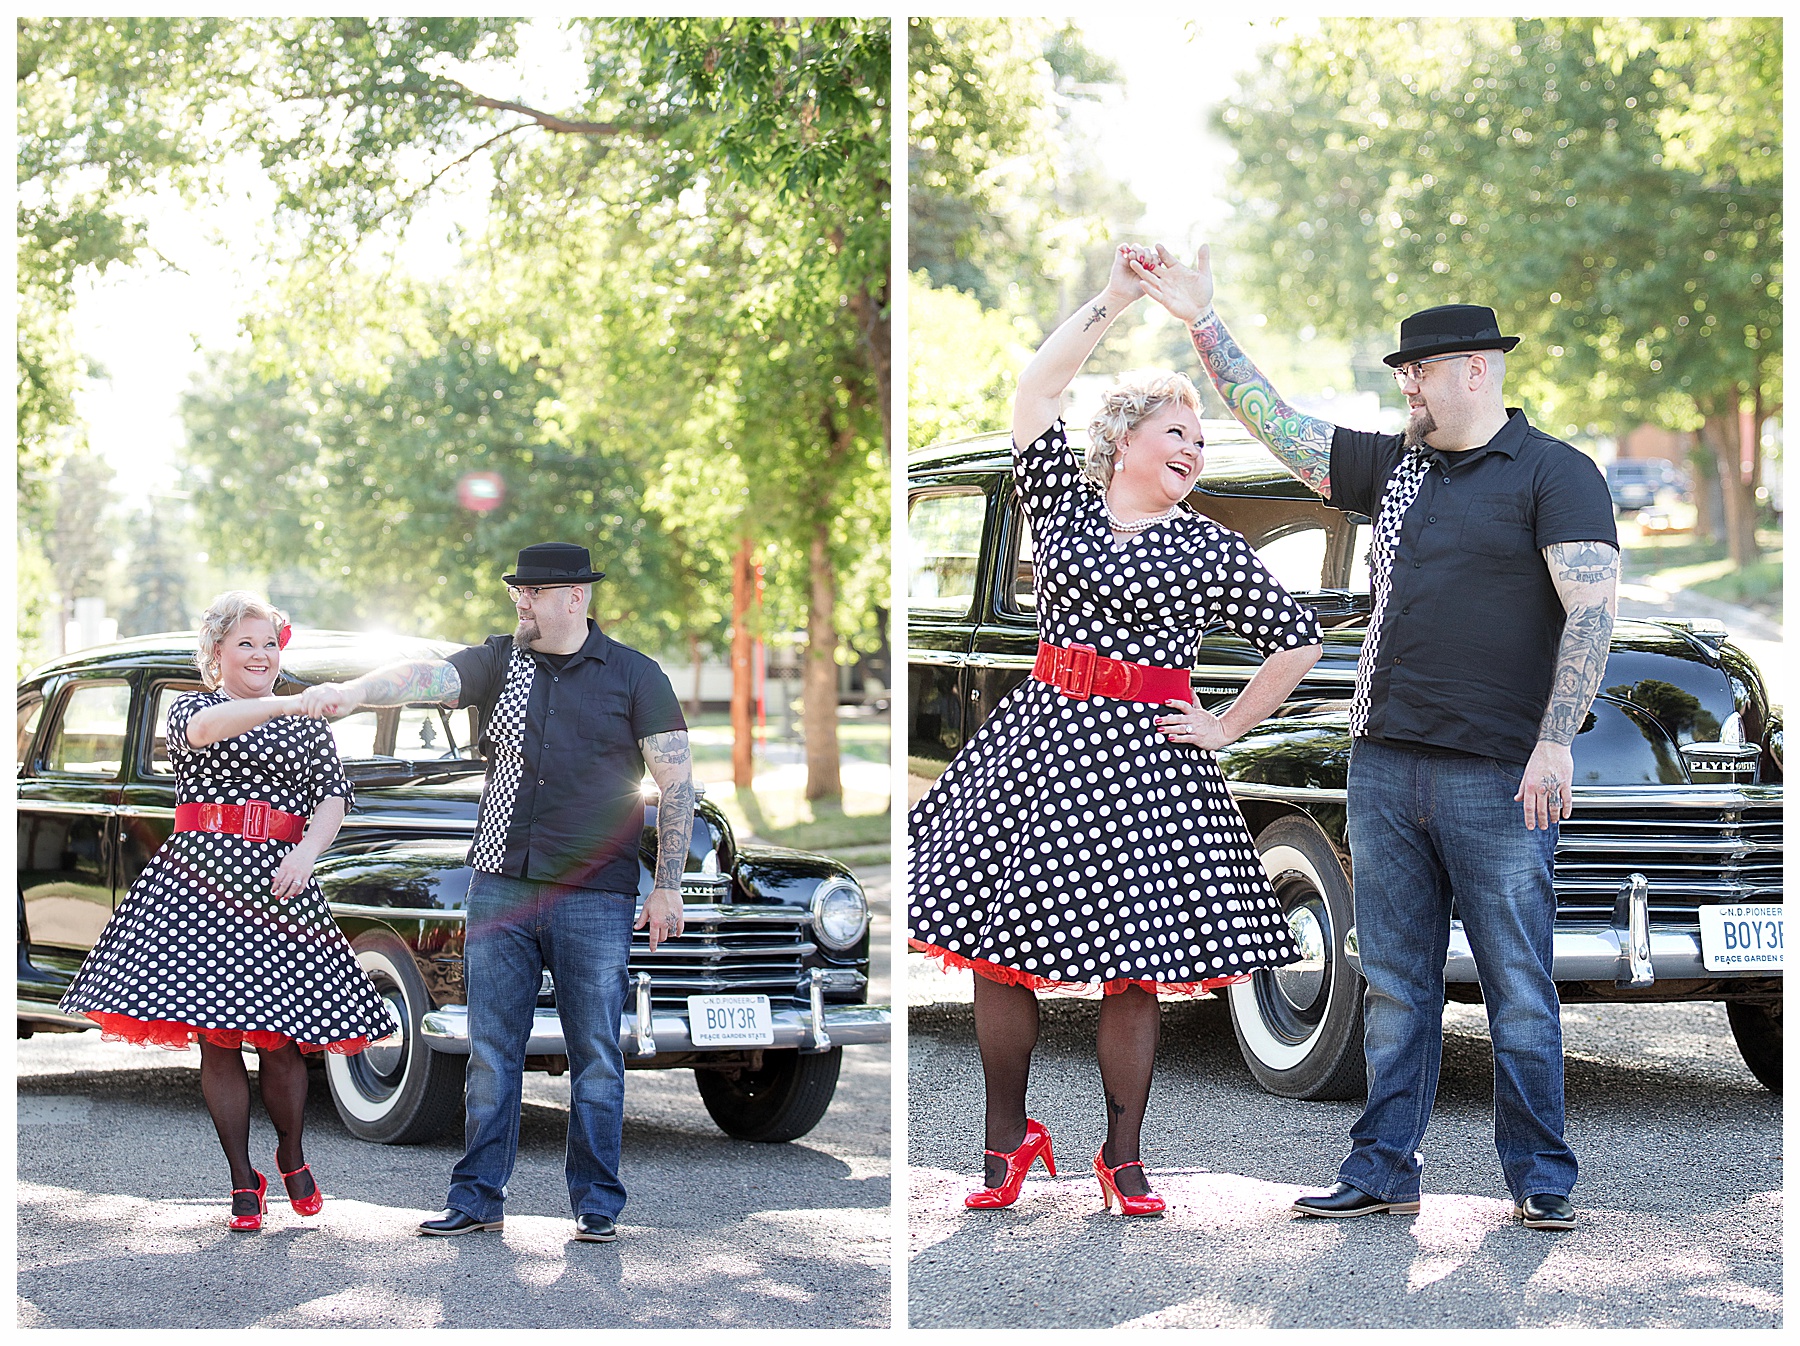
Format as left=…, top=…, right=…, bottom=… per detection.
left=1105, top=241, right=1217, bottom=325
left=292, top=683, right=359, bottom=718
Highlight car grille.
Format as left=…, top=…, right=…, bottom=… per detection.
left=1551, top=796, right=1782, bottom=925
left=628, top=906, right=817, bottom=1009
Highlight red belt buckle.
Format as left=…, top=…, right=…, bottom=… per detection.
left=1058, top=643, right=1098, bottom=699
left=242, top=799, right=271, bottom=843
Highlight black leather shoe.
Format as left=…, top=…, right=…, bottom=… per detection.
left=418, top=1209, right=504, bottom=1236
left=1516, top=1193, right=1576, bottom=1230
left=574, top=1213, right=618, bottom=1242
left=1292, top=1182, right=1421, bottom=1218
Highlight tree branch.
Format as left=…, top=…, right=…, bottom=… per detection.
left=442, top=76, right=657, bottom=138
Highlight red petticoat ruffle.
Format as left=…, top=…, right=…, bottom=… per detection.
left=81, top=1010, right=374, bottom=1057
left=909, top=940, right=1251, bottom=999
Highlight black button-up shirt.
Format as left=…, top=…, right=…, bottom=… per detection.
left=1330, top=408, right=1617, bottom=765
left=449, top=621, right=687, bottom=892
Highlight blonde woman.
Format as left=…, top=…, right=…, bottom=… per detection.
left=60, top=592, right=396, bottom=1230
left=907, top=246, right=1324, bottom=1214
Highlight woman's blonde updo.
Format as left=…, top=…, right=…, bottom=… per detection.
left=196, top=591, right=289, bottom=689
left=1083, top=370, right=1203, bottom=489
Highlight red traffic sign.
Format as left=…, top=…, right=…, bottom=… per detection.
left=457, top=471, right=505, bottom=513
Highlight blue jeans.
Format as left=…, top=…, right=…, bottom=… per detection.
left=446, top=873, right=634, bottom=1222
left=1338, top=738, right=1578, bottom=1204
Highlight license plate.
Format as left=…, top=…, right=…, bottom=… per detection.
left=1697, top=904, right=1785, bottom=971
left=687, top=994, right=775, bottom=1046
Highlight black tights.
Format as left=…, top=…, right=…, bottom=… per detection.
left=973, top=977, right=1160, bottom=1196
left=198, top=1040, right=314, bottom=1209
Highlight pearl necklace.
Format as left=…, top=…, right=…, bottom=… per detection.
left=1101, top=494, right=1183, bottom=533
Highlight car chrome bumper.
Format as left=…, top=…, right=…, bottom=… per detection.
left=420, top=971, right=891, bottom=1057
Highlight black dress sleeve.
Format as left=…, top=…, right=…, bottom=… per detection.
left=304, top=718, right=356, bottom=814
left=1201, top=527, right=1325, bottom=656
left=164, top=690, right=221, bottom=763
left=1012, top=419, right=1085, bottom=524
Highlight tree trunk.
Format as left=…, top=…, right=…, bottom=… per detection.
left=849, top=282, right=891, bottom=460
left=730, top=536, right=755, bottom=791
left=804, top=517, right=842, bottom=802
left=1699, top=397, right=1761, bottom=567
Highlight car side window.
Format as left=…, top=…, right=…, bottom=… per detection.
left=1010, top=513, right=1037, bottom=615
left=17, top=694, right=45, bottom=770
left=1255, top=525, right=1330, bottom=593
left=909, top=488, right=986, bottom=615
left=146, top=682, right=207, bottom=775
left=42, top=681, right=132, bottom=778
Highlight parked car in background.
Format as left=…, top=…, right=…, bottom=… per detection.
left=909, top=423, right=1782, bottom=1098
left=1606, top=457, right=1685, bottom=513
left=19, top=632, right=889, bottom=1143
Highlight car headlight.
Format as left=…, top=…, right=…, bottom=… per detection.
left=811, top=876, right=869, bottom=951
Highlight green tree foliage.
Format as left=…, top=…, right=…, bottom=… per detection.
left=908, top=272, right=1030, bottom=449
left=1216, top=17, right=1779, bottom=560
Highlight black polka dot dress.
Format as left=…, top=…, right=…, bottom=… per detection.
left=908, top=420, right=1321, bottom=994
left=59, top=691, right=398, bottom=1053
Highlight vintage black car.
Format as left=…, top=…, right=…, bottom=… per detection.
left=19, top=631, right=889, bottom=1143
left=909, top=423, right=1782, bottom=1097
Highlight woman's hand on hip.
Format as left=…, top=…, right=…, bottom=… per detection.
left=271, top=851, right=315, bottom=901
left=1155, top=699, right=1231, bottom=751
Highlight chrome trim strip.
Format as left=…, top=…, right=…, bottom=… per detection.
left=330, top=903, right=467, bottom=922
left=419, top=1002, right=892, bottom=1055
left=1228, top=782, right=1350, bottom=804
left=114, top=805, right=176, bottom=820
left=1196, top=665, right=1361, bottom=687
left=909, top=648, right=967, bottom=668
left=15, top=799, right=117, bottom=817
left=1435, top=926, right=1778, bottom=983
left=340, top=815, right=478, bottom=834
left=16, top=1000, right=95, bottom=1030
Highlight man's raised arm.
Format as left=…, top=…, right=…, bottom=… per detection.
left=1133, top=244, right=1337, bottom=497
left=299, top=660, right=463, bottom=718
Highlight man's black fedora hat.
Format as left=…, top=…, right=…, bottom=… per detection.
left=1382, top=303, right=1521, bottom=367
left=503, top=542, right=606, bottom=586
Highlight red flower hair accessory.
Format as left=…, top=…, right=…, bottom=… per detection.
left=278, top=624, right=293, bottom=650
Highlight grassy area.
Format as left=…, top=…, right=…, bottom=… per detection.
left=1690, top=559, right=1782, bottom=615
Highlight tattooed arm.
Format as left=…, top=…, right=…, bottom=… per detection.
left=1132, top=244, right=1337, bottom=497
left=635, top=729, right=694, bottom=952
left=297, top=660, right=463, bottom=717
left=1515, top=540, right=1621, bottom=830
left=1012, top=244, right=1150, bottom=447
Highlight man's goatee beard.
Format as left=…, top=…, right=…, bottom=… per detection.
left=512, top=621, right=536, bottom=651
left=1402, top=406, right=1437, bottom=450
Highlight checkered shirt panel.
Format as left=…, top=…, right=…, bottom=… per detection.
left=466, top=645, right=535, bottom=873
left=1349, top=450, right=1432, bottom=737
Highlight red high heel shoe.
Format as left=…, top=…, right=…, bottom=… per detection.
left=229, top=1171, right=268, bottom=1231
left=280, top=1160, right=324, bottom=1216
left=1094, top=1149, right=1166, bottom=1217
left=965, top=1118, right=1056, bottom=1209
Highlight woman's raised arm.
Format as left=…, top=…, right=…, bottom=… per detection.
left=1012, top=245, right=1152, bottom=448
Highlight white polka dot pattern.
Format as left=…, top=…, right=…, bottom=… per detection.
left=1349, top=449, right=1431, bottom=737
left=907, top=420, right=1320, bottom=988
left=59, top=691, right=398, bottom=1047
left=467, top=646, right=534, bottom=873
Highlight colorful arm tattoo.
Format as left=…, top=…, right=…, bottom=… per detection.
left=350, top=659, right=463, bottom=708
left=1189, top=311, right=1336, bottom=498
left=1538, top=541, right=1621, bottom=745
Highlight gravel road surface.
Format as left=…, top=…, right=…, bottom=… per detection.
left=908, top=962, right=1780, bottom=1330
left=17, top=869, right=891, bottom=1329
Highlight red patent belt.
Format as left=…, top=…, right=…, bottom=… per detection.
left=173, top=800, right=307, bottom=844
left=1032, top=641, right=1193, bottom=703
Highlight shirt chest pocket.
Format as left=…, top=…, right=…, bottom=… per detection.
left=579, top=687, right=632, bottom=741
left=1457, top=493, right=1535, bottom=560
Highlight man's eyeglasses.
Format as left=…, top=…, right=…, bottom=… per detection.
left=1392, top=353, right=1471, bottom=387
left=506, top=584, right=573, bottom=603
